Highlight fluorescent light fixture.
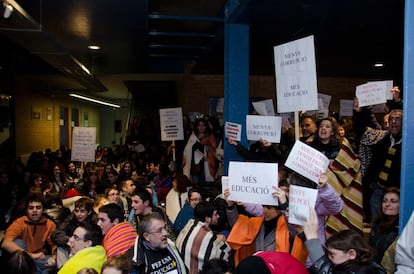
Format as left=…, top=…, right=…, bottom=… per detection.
left=374, top=62, right=384, bottom=67
left=69, top=93, right=120, bottom=108
left=88, top=45, right=101, bottom=50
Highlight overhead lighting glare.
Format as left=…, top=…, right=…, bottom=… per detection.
left=69, top=93, right=120, bottom=108
left=88, top=45, right=101, bottom=50
left=374, top=62, right=384, bottom=67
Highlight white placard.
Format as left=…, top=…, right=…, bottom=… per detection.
left=246, top=115, right=282, bottom=143
left=216, top=97, right=224, bottom=113
left=159, top=107, right=184, bottom=141
left=252, top=99, right=275, bottom=116
left=285, top=140, right=330, bottom=183
left=340, top=99, right=354, bottom=117
left=385, top=80, right=394, bottom=100
left=225, top=121, right=242, bottom=141
left=221, top=176, right=229, bottom=195
left=288, top=185, right=318, bottom=225
left=356, top=81, right=388, bottom=107
left=228, top=162, right=279, bottom=205
left=318, top=93, right=332, bottom=110
left=274, top=35, right=318, bottom=113
left=71, top=127, right=96, bottom=162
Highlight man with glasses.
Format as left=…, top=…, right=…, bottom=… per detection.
left=58, top=222, right=106, bottom=274
left=175, top=201, right=231, bottom=274
left=97, top=203, right=137, bottom=259
left=354, top=97, right=403, bottom=221
left=131, top=212, right=187, bottom=274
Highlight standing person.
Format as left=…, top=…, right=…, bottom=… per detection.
left=303, top=208, right=385, bottom=274
left=131, top=212, right=187, bottom=274
left=183, top=117, right=217, bottom=188
left=300, top=115, right=318, bottom=142
left=1, top=193, right=57, bottom=273
left=152, top=163, right=173, bottom=204
left=354, top=98, right=402, bottom=220
left=308, top=116, right=364, bottom=235
left=119, top=179, right=136, bottom=220
left=369, top=187, right=400, bottom=263
left=175, top=201, right=231, bottom=274
left=97, top=203, right=137, bottom=259
left=58, top=223, right=107, bottom=274
left=224, top=187, right=307, bottom=265
left=165, top=172, right=191, bottom=223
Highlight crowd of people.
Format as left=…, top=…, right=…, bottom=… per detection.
left=0, top=88, right=411, bottom=274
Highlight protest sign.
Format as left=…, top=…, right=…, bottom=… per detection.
left=288, top=185, right=318, bottom=225
left=71, top=127, right=96, bottom=162
left=252, top=99, right=275, bottom=116
left=356, top=81, right=388, bottom=107
left=274, top=35, right=318, bottom=113
left=340, top=99, right=354, bottom=117
left=246, top=115, right=282, bottom=143
left=159, top=107, right=184, bottom=141
left=225, top=121, right=242, bottom=141
left=228, top=161, right=278, bottom=205
left=285, top=140, right=330, bottom=183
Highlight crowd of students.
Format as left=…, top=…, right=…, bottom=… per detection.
left=0, top=91, right=410, bottom=274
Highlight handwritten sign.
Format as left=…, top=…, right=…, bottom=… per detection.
left=228, top=161, right=279, bottom=205
left=356, top=81, right=388, bottom=107
left=225, top=121, right=242, bottom=141
left=159, top=107, right=184, bottom=141
left=288, top=185, right=318, bottom=225
left=246, top=115, right=282, bottom=143
left=285, top=140, right=330, bottom=183
left=71, top=127, right=96, bottom=162
left=274, top=35, right=318, bottom=113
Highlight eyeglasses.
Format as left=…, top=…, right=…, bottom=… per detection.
left=389, top=116, right=401, bottom=122
left=109, top=192, right=119, bottom=196
left=72, top=234, right=85, bottom=241
left=148, top=225, right=168, bottom=234
left=190, top=198, right=202, bottom=202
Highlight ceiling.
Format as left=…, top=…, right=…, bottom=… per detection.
left=0, top=0, right=405, bottom=100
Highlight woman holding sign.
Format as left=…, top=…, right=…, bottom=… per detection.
left=182, top=118, right=217, bottom=188
left=307, top=116, right=364, bottom=235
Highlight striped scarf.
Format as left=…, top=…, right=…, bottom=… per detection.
left=102, top=221, right=137, bottom=258
left=326, top=139, right=363, bottom=235
left=175, top=219, right=231, bottom=274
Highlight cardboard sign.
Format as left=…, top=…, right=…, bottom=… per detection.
left=71, top=127, right=96, bottom=162
left=159, top=107, right=184, bottom=141
left=285, top=140, right=330, bottom=183
left=340, top=99, right=354, bottom=117
left=356, top=81, right=388, bottom=107
left=288, top=185, right=318, bottom=225
left=246, top=115, right=282, bottom=143
left=225, top=121, right=242, bottom=141
left=274, top=35, right=318, bottom=113
left=228, top=161, right=279, bottom=205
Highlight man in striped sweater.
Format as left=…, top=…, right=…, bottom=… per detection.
left=175, top=201, right=231, bottom=274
